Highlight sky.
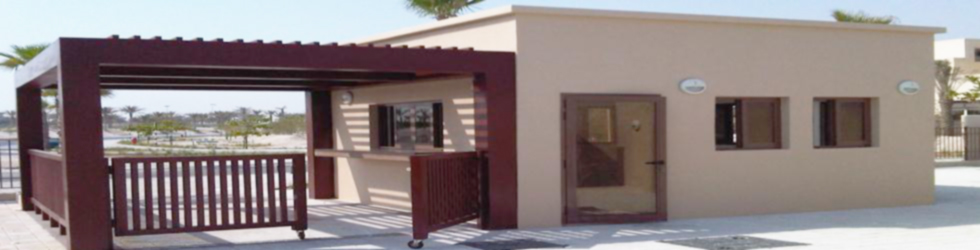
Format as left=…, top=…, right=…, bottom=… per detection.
left=2, top=0, right=977, bottom=114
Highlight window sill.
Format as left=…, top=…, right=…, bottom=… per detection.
left=813, top=145, right=874, bottom=149
left=716, top=147, right=784, bottom=151
left=313, top=149, right=448, bottom=162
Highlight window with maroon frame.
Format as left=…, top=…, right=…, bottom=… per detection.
left=716, top=98, right=782, bottom=150
left=371, top=102, right=443, bottom=151
left=814, top=98, right=872, bottom=148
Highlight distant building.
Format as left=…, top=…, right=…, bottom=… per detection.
left=935, top=39, right=980, bottom=127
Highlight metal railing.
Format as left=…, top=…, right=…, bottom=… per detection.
left=0, top=139, right=19, bottom=190
left=935, top=127, right=980, bottom=161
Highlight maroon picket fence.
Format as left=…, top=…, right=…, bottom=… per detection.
left=408, top=152, right=486, bottom=248
left=110, top=154, right=308, bottom=238
left=29, top=150, right=68, bottom=234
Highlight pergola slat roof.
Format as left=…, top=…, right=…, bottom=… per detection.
left=15, top=35, right=492, bottom=92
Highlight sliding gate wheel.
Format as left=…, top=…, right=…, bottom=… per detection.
left=408, top=240, right=424, bottom=249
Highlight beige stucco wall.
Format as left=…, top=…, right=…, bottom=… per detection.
left=360, top=6, right=939, bottom=228
left=332, top=78, right=476, bottom=210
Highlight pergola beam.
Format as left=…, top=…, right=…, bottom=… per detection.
left=14, top=43, right=61, bottom=88
left=100, top=66, right=420, bottom=82
left=102, top=84, right=318, bottom=91
left=99, top=76, right=361, bottom=88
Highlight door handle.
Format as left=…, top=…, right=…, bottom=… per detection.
left=645, top=160, right=665, bottom=166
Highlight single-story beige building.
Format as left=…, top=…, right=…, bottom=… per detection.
left=323, top=5, right=944, bottom=229
left=10, top=5, right=945, bottom=249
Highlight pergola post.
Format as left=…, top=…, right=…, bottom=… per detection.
left=474, top=68, right=518, bottom=229
left=58, top=60, right=112, bottom=249
left=15, top=86, right=44, bottom=211
left=306, top=90, right=336, bottom=199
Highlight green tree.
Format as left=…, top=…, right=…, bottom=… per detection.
left=831, top=9, right=896, bottom=24
left=269, top=114, right=306, bottom=135
left=406, top=0, right=484, bottom=20
left=125, top=119, right=191, bottom=146
left=125, top=123, right=160, bottom=143
left=937, top=60, right=963, bottom=133
left=222, top=115, right=271, bottom=149
left=156, top=119, right=191, bottom=146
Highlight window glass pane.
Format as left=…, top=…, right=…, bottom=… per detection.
left=381, top=102, right=441, bottom=150
left=414, top=104, right=434, bottom=145
left=744, top=101, right=776, bottom=145
left=393, top=105, right=414, bottom=149
left=585, top=107, right=614, bottom=143
left=838, top=101, right=866, bottom=143
left=715, top=102, right=736, bottom=146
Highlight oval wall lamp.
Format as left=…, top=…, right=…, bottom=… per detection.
left=898, top=80, right=921, bottom=96
left=679, top=78, right=707, bottom=95
left=341, top=91, right=354, bottom=105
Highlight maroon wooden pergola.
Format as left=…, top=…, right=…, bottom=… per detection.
left=14, top=36, right=516, bottom=249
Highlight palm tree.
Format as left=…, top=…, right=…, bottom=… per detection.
left=0, top=44, right=48, bottom=69
left=936, top=60, right=963, bottom=134
left=406, top=0, right=484, bottom=20
left=237, top=107, right=251, bottom=118
left=277, top=106, right=287, bottom=117
left=101, top=107, right=117, bottom=129
left=961, top=92, right=980, bottom=103
left=831, top=9, right=896, bottom=24
left=120, top=106, right=143, bottom=126
left=266, top=110, right=279, bottom=121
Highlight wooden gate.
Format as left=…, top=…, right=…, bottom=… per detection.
left=408, top=152, right=487, bottom=249
left=110, top=154, right=308, bottom=238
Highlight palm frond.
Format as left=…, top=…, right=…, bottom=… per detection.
left=832, top=9, right=896, bottom=24
left=0, top=44, right=49, bottom=70
left=406, top=0, right=484, bottom=20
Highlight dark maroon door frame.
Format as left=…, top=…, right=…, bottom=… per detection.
left=14, top=37, right=517, bottom=249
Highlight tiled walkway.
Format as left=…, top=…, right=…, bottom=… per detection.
left=4, top=167, right=980, bottom=250
left=0, top=202, right=64, bottom=250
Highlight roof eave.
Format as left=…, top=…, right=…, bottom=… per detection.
left=357, top=5, right=945, bottom=45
